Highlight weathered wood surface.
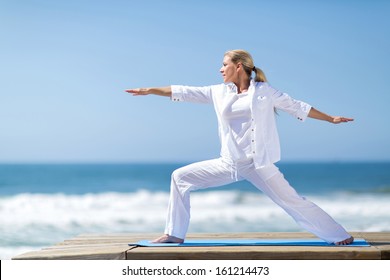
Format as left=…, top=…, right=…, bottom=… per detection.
left=12, top=232, right=390, bottom=260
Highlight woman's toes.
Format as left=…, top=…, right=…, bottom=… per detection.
left=335, top=236, right=354, bottom=245
left=152, top=234, right=184, bottom=243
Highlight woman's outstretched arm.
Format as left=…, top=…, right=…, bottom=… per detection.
left=308, top=107, right=354, bottom=124
left=125, top=86, right=172, bottom=97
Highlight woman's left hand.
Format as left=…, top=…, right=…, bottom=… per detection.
left=330, top=116, right=354, bottom=124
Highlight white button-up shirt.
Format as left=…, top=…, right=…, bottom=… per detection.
left=222, top=92, right=253, bottom=160
left=171, top=80, right=312, bottom=168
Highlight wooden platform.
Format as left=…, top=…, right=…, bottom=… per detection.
left=12, top=232, right=390, bottom=260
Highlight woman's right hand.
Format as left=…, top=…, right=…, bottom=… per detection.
left=125, top=88, right=150, bottom=96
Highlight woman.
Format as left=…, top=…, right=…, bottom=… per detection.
left=126, top=49, right=354, bottom=245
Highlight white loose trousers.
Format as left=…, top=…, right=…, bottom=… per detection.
left=164, top=158, right=351, bottom=244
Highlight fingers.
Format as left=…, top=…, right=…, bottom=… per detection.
left=125, top=89, right=138, bottom=95
left=125, top=88, right=145, bottom=96
left=333, top=117, right=354, bottom=124
left=340, top=117, right=354, bottom=122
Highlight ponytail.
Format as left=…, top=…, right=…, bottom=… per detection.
left=253, top=66, right=267, bottom=83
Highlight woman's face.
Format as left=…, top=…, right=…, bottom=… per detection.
left=220, top=56, right=238, bottom=83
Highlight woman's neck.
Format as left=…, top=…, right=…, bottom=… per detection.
left=234, top=77, right=251, bottom=94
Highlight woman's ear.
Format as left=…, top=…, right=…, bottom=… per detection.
left=236, top=62, right=242, bottom=72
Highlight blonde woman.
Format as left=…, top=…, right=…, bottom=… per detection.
left=126, top=50, right=354, bottom=245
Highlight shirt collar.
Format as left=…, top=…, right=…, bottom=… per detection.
left=226, top=79, right=256, bottom=93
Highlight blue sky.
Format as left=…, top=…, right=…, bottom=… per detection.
left=0, top=0, right=389, bottom=163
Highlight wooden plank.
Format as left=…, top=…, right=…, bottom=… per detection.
left=359, top=232, right=390, bottom=260
left=13, top=243, right=131, bottom=260
left=126, top=246, right=379, bottom=260
left=11, top=232, right=390, bottom=260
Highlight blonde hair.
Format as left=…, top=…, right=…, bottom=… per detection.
left=224, top=49, right=267, bottom=82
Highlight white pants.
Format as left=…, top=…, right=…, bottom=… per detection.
left=164, top=158, right=351, bottom=244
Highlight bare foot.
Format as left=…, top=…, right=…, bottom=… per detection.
left=152, top=234, right=184, bottom=243
left=335, top=236, right=354, bottom=245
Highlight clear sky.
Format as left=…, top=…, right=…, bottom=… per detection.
left=1, top=0, right=389, bottom=163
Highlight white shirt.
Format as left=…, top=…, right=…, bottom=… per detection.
left=171, top=80, right=312, bottom=168
left=223, top=92, right=253, bottom=160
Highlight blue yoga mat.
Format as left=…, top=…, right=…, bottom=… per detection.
left=129, top=238, right=369, bottom=247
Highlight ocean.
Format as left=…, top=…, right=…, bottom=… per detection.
left=1, top=162, right=389, bottom=259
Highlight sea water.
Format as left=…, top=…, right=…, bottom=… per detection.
left=1, top=162, right=389, bottom=259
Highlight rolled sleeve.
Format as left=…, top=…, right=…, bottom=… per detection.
left=171, top=85, right=185, bottom=102
left=295, top=101, right=312, bottom=122
left=171, top=85, right=213, bottom=104
left=273, top=91, right=312, bottom=122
